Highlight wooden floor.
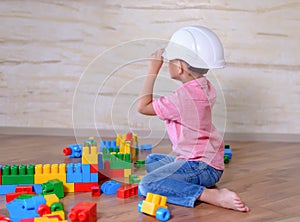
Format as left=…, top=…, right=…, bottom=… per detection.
left=0, top=134, right=300, bottom=222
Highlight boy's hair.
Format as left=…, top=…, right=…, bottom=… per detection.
left=188, top=65, right=209, bottom=75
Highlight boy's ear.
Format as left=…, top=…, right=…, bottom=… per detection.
left=177, top=60, right=184, bottom=74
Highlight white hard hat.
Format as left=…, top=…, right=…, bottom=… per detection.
left=163, top=26, right=225, bottom=69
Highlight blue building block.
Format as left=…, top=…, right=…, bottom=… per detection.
left=90, top=173, right=98, bottom=182
left=6, top=195, right=46, bottom=222
left=66, top=163, right=83, bottom=183
left=82, top=164, right=91, bottom=182
left=101, top=180, right=121, bottom=195
left=224, top=147, right=232, bottom=160
left=68, top=144, right=83, bottom=158
left=32, top=184, right=42, bottom=194
left=98, top=154, right=104, bottom=170
left=140, top=144, right=152, bottom=150
left=100, top=140, right=119, bottom=152
left=0, top=185, right=17, bottom=194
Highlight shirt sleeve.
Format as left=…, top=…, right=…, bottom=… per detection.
left=153, top=93, right=180, bottom=121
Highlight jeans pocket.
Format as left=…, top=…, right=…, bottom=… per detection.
left=187, top=174, right=199, bottom=184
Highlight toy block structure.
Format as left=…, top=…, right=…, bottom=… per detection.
left=42, top=179, right=64, bottom=199
left=68, top=202, right=97, bottom=222
left=116, top=184, right=138, bottom=198
left=6, top=195, right=46, bottom=222
left=2, top=165, right=35, bottom=185
left=66, top=163, right=98, bottom=183
left=138, top=192, right=170, bottom=221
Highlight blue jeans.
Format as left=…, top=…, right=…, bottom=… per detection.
left=139, top=153, right=223, bottom=208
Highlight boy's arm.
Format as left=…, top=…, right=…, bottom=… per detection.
left=138, top=49, right=164, bottom=116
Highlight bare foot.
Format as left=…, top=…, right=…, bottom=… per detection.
left=198, top=188, right=250, bottom=212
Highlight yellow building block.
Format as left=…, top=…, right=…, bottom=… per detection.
left=141, top=193, right=168, bottom=216
left=34, top=164, right=66, bottom=184
left=34, top=210, right=66, bottom=221
left=64, top=182, right=74, bottom=192
left=82, top=145, right=98, bottom=164
left=44, top=194, right=59, bottom=206
left=44, top=211, right=65, bottom=220
left=124, top=169, right=131, bottom=178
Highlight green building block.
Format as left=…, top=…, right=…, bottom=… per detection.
left=110, top=153, right=131, bottom=169
left=42, top=179, right=64, bottom=198
left=135, top=160, right=145, bottom=168
left=224, top=155, right=230, bottom=164
left=2, top=164, right=35, bottom=185
left=50, top=202, right=64, bottom=212
left=17, top=194, right=36, bottom=199
left=129, top=174, right=141, bottom=184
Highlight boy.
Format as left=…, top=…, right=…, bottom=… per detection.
left=138, top=26, right=249, bottom=212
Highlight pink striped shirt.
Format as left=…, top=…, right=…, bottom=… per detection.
left=153, top=77, right=224, bottom=170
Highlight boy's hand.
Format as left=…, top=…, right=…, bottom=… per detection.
left=148, top=48, right=164, bottom=74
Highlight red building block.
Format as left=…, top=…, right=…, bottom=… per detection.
left=91, top=186, right=100, bottom=197
left=15, top=186, right=33, bottom=193
left=20, top=219, right=34, bottom=222
left=6, top=191, right=36, bottom=203
left=74, top=182, right=98, bottom=192
left=68, top=202, right=97, bottom=222
left=117, top=184, right=138, bottom=198
left=101, top=161, right=124, bottom=178
left=90, top=164, right=98, bottom=173
left=0, top=214, right=11, bottom=222
left=37, top=204, right=51, bottom=216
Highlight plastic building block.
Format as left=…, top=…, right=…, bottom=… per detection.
left=90, top=164, right=98, bottom=173
left=34, top=211, right=66, bottom=221
left=98, top=154, right=104, bottom=170
left=135, top=160, right=145, bottom=168
left=6, top=195, right=46, bottom=222
left=101, top=161, right=124, bottom=178
left=66, top=163, right=83, bottom=183
left=64, top=183, right=74, bottom=193
left=0, top=185, right=17, bottom=195
left=15, top=186, right=33, bottom=193
left=224, top=144, right=232, bottom=163
left=33, top=184, right=43, bottom=194
left=91, top=186, right=100, bottom=197
left=50, top=202, right=64, bottom=212
left=63, top=144, right=82, bottom=158
left=129, top=174, right=141, bottom=184
left=139, top=144, right=152, bottom=150
left=0, top=165, right=2, bottom=185
left=35, top=164, right=66, bottom=185
left=44, top=194, right=59, bottom=207
left=117, top=184, right=138, bottom=198
left=82, top=145, right=98, bottom=165
left=124, top=169, right=131, bottom=178
left=6, top=191, right=36, bottom=203
left=0, top=215, right=11, bottom=222
left=74, top=182, right=98, bottom=192
left=109, top=153, right=131, bottom=169
left=100, top=180, right=121, bottom=195
left=138, top=192, right=170, bottom=221
left=42, top=179, right=64, bottom=199
left=82, top=164, right=91, bottom=182
left=37, top=204, right=51, bottom=216
left=2, top=165, right=35, bottom=185
left=68, top=202, right=97, bottom=222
